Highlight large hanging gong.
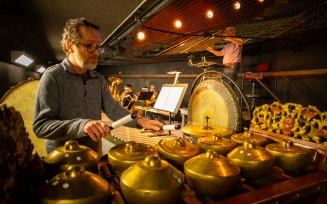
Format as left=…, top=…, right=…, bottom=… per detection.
left=0, top=79, right=45, bottom=156
left=188, top=79, right=241, bottom=133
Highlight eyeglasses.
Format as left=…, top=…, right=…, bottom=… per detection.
left=76, top=42, right=105, bottom=54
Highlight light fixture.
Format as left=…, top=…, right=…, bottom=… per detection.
left=174, top=20, right=182, bottom=28
left=137, top=31, right=145, bottom=41
left=167, top=68, right=182, bottom=84
left=206, top=10, right=213, bottom=18
left=233, top=1, right=241, bottom=10
left=35, top=65, right=46, bottom=74
left=11, top=51, right=34, bottom=67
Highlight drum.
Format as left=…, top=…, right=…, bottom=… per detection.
left=188, top=79, right=242, bottom=133
left=0, top=79, right=45, bottom=156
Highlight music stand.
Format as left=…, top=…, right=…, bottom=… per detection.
left=153, top=84, right=188, bottom=114
left=137, top=92, right=153, bottom=100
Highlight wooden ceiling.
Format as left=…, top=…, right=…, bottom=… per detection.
left=1, top=0, right=327, bottom=69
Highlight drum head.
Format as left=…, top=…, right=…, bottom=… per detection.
left=0, top=79, right=45, bottom=156
left=188, top=79, right=241, bottom=132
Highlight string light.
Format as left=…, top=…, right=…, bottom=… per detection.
left=234, top=1, right=241, bottom=10
left=206, top=10, right=213, bottom=18
left=137, top=31, right=145, bottom=41
left=174, top=20, right=182, bottom=28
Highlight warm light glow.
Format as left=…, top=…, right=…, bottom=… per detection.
left=174, top=20, right=182, bottom=28
left=15, top=54, right=34, bottom=66
left=206, top=10, right=213, bottom=18
left=258, top=0, right=264, bottom=3
left=137, top=31, right=145, bottom=40
left=234, top=1, right=241, bottom=10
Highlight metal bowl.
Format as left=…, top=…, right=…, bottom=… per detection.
left=265, top=139, right=314, bottom=172
left=227, top=139, right=275, bottom=179
left=120, top=155, right=184, bottom=204
left=37, top=165, right=111, bottom=204
left=184, top=149, right=240, bottom=197
left=108, top=141, right=156, bottom=176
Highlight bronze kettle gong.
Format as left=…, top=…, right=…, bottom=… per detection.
left=157, top=137, right=200, bottom=168
left=120, top=155, right=184, bottom=204
left=265, top=139, right=314, bottom=172
left=43, top=140, right=98, bottom=179
left=37, top=165, right=111, bottom=204
left=108, top=141, right=156, bottom=176
left=227, top=139, right=275, bottom=179
left=184, top=149, right=240, bottom=197
left=197, top=134, right=237, bottom=155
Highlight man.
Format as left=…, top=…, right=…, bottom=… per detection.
left=207, top=27, right=243, bottom=87
left=33, top=18, right=163, bottom=157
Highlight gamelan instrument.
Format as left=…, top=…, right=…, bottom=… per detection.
left=182, top=124, right=233, bottom=137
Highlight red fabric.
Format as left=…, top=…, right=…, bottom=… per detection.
left=245, top=63, right=269, bottom=80
left=256, top=63, right=269, bottom=72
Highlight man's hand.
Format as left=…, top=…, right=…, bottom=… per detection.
left=137, top=117, right=164, bottom=132
left=84, top=120, right=111, bottom=141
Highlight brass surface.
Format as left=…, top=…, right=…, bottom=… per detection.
left=44, top=140, right=98, bottom=178
left=197, top=134, right=237, bottom=155
left=265, top=139, right=314, bottom=172
left=231, top=129, right=268, bottom=146
left=227, top=140, right=275, bottom=179
left=188, top=79, right=241, bottom=132
left=120, top=155, right=184, bottom=204
left=182, top=124, right=234, bottom=137
left=157, top=137, right=200, bottom=167
left=108, top=141, right=156, bottom=176
left=184, top=149, right=240, bottom=197
left=37, top=166, right=111, bottom=203
left=0, top=79, right=45, bottom=156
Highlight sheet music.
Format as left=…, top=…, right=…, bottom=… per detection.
left=153, top=84, right=187, bottom=114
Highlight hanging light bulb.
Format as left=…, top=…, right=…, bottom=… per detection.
left=206, top=10, right=213, bottom=18
left=174, top=20, right=182, bottom=28
left=233, top=1, right=241, bottom=10
left=137, top=31, right=145, bottom=41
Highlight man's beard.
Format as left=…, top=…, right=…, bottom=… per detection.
left=76, top=53, right=98, bottom=70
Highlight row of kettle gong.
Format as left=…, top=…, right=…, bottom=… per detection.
left=37, top=130, right=315, bottom=203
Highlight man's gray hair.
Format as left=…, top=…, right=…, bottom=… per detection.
left=61, top=17, right=100, bottom=56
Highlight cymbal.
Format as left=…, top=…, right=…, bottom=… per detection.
left=182, top=124, right=234, bottom=137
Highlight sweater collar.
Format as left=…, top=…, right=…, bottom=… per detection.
left=62, top=58, right=99, bottom=78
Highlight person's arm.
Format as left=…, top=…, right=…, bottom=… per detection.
left=207, top=46, right=223, bottom=56
left=223, top=37, right=244, bottom=46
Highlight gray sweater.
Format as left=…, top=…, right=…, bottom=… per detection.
left=33, top=58, right=137, bottom=156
